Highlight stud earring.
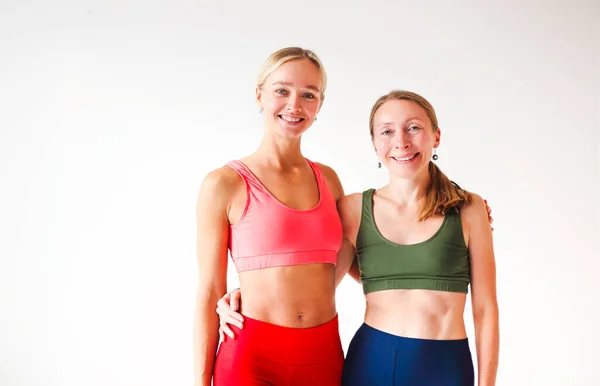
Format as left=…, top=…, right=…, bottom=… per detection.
left=432, top=149, right=439, bottom=161
left=314, top=116, right=318, bottom=121
left=377, top=161, right=381, bottom=168
left=259, top=108, right=263, bottom=113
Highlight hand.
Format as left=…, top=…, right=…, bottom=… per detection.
left=216, top=288, right=244, bottom=341
left=484, top=199, right=494, bottom=231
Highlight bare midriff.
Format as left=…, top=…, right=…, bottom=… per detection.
left=238, top=263, right=336, bottom=328
left=364, top=289, right=467, bottom=340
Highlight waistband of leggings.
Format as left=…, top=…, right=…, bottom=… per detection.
left=219, top=314, right=342, bottom=364
left=357, top=323, right=469, bottom=350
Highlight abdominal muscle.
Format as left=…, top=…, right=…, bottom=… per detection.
left=238, top=263, right=337, bottom=328
left=364, top=289, right=468, bottom=340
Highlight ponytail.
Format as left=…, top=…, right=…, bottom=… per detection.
left=419, top=162, right=472, bottom=221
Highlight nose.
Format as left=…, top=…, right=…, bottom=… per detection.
left=286, top=93, right=302, bottom=112
left=394, top=132, right=410, bottom=149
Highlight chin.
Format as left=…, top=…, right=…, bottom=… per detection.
left=277, top=125, right=310, bottom=138
left=388, top=164, right=426, bottom=179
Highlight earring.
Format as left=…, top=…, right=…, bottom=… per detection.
left=432, top=149, right=439, bottom=160
left=314, top=116, right=318, bottom=121
left=377, top=161, right=381, bottom=168
left=259, top=108, right=263, bottom=113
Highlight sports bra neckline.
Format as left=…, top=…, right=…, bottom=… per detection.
left=366, top=188, right=450, bottom=248
left=232, top=159, right=323, bottom=213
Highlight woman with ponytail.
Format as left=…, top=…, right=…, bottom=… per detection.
left=337, top=90, right=499, bottom=385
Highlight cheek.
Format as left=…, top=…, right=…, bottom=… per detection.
left=303, top=102, right=319, bottom=116
left=266, top=98, right=282, bottom=110
left=375, top=139, right=391, bottom=154
left=262, top=94, right=282, bottom=109
left=417, top=133, right=436, bottom=147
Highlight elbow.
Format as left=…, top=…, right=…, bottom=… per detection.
left=473, top=299, right=499, bottom=323
left=196, top=280, right=226, bottom=302
left=194, top=285, right=224, bottom=320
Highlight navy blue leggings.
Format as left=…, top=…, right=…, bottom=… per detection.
left=342, top=323, right=474, bottom=386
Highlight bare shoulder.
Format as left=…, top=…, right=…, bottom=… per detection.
left=338, top=192, right=363, bottom=215
left=460, top=192, right=488, bottom=226
left=197, top=166, right=243, bottom=208
left=314, top=162, right=344, bottom=200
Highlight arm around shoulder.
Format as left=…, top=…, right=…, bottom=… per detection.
left=335, top=193, right=363, bottom=285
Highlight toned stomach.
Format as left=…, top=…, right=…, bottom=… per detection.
left=364, top=289, right=468, bottom=340
left=238, top=263, right=337, bottom=328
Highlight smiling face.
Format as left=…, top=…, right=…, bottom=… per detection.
left=371, top=99, right=440, bottom=179
left=256, top=58, right=323, bottom=139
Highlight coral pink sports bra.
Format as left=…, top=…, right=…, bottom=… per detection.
left=226, top=159, right=342, bottom=273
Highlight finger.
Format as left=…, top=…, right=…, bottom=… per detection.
left=227, top=314, right=244, bottom=329
left=229, top=310, right=245, bottom=323
left=219, top=327, right=225, bottom=343
left=231, top=291, right=241, bottom=311
left=216, top=306, right=227, bottom=318
left=221, top=323, right=235, bottom=339
left=216, top=293, right=231, bottom=312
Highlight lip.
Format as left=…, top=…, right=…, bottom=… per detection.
left=390, top=153, right=420, bottom=163
left=278, top=114, right=305, bottom=124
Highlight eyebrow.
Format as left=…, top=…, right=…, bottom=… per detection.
left=272, top=81, right=321, bottom=92
left=376, top=118, right=425, bottom=129
left=376, top=122, right=394, bottom=129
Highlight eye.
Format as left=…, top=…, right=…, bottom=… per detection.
left=408, top=125, right=422, bottom=132
left=303, top=93, right=316, bottom=99
left=275, top=89, right=288, bottom=95
left=381, top=129, right=393, bottom=135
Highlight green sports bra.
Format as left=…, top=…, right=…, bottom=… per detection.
left=356, top=189, right=471, bottom=295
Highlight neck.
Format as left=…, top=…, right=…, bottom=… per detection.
left=254, top=131, right=305, bottom=169
left=381, top=166, right=431, bottom=207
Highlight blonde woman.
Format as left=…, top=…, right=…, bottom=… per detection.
left=194, top=47, right=346, bottom=386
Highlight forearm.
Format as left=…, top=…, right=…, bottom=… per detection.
left=335, top=237, right=360, bottom=287
left=474, top=306, right=499, bottom=386
left=335, top=237, right=357, bottom=287
left=346, top=259, right=361, bottom=284
left=194, top=297, right=220, bottom=386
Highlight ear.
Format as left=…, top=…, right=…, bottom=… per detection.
left=255, top=86, right=263, bottom=109
left=433, top=128, right=441, bottom=148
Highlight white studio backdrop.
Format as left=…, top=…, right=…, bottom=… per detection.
left=1, top=1, right=598, bottom=385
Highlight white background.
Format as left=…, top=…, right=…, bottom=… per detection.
left=1, top=0, right=598, bottom=385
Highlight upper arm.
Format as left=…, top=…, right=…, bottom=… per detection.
left=195, top=168, right=236, bottom=301
left=316, top=163, right=362, bottom=283
left=335, top=193, right=363, bottom=284
left=338, top=193, right=362, bottom=245
left=463, top=194, right=498, bottom=315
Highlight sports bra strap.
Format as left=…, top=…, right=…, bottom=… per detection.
left=225, top=160, right=270, bottom=196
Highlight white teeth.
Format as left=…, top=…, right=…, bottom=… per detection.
left=281, top=115, right=301, bottom=123
left=392, top=154, right=417, bottom=161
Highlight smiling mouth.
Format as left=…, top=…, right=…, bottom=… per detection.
left=279, top=115, right=304, bottom=124
left=390, top=153, right=419, bottom=162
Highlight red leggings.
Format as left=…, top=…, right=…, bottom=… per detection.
left=213, top=315, right=344, bottom=385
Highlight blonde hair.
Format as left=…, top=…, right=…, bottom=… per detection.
left=369, top=90, right=472, bottom=221
left=257, top=47, right=327, bottom=100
